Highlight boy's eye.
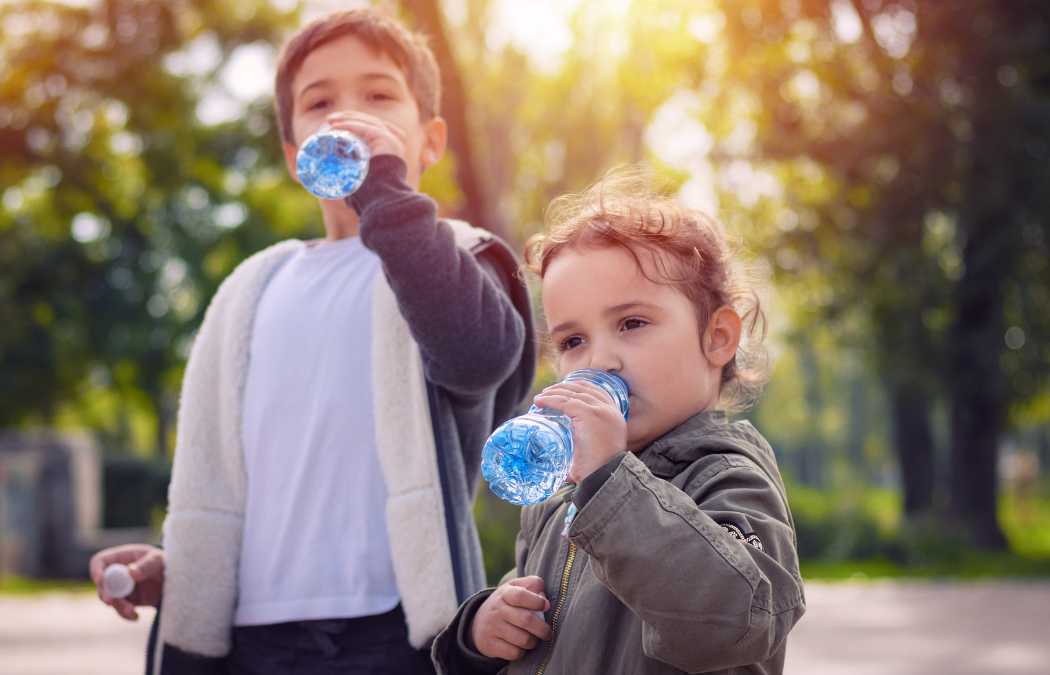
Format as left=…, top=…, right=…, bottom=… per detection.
left=306, top=98, right=331, bottom=112
left=622, top=317, right=647, bottom=331
left=367, top=90, right=395, bottom=102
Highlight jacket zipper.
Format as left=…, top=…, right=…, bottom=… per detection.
left=535, top=541, right=576, bottom=675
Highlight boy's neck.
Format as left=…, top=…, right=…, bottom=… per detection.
left=318, top=199, right=361, bottom=242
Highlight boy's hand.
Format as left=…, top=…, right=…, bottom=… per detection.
left=470, top=576, right=551, bottom=660
left=324, top=111, right=409, bottom=164
left=89, top=544, right=165, bottom=621
left=533, top=380, right=627, bottom=484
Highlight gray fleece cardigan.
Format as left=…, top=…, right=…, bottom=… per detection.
left=152, top=156, right=535, bottom=674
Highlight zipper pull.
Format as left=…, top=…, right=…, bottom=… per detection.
left=561, top=503, right=578, bottom=539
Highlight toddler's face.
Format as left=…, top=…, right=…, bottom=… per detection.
left=542, top=245, right=723, bottom=452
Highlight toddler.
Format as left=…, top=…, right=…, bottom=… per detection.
left=433, top=168, right=804, bottom=675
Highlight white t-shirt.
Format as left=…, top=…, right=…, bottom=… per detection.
left=234, top=237, right=400, bottom=626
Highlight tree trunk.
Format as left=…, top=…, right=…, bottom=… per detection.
left=797, top=341, right=825, bottom=487
left=946, top=207, right=1009, bottom=550
left=949, top=390, right=1007, bottom=549
left=399, top=0, right=505, bottom=240
left=890, top=386, right=935, bottom=517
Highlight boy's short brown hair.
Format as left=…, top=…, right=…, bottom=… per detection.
left=273, top=6, right=442, bottom=145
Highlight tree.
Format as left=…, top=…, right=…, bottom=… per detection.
left=707, top=0, right=1050, bottom=547
left=0, top=0, right=311, bottom=454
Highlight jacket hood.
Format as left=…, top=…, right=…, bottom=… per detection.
left=637, top=410, right=787, bottom=493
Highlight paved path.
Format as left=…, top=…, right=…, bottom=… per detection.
left=0, top=593, right=154, bottom=675
left=1, top=580, right=1048, bottom=674
left=784, top=579, right=1050, bottom=675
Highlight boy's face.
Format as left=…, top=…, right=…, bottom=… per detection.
left=281, top=34, right=445, bottom=191
left=542, top=245, right=726, bottom=453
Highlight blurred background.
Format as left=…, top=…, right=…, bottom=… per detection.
left=1, top=0, right=1048, bottom=621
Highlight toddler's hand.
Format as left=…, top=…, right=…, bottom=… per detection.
left=533, top=380, right=627, bottom=484
left=470, top=576, right=551, bottom=660
left=324, top=111, right=408, bottom=163
left=89, top=544, right=165, bottom=621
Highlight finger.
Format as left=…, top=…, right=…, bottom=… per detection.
left=329, top=112, right=409, bottom=140
left=487, top=638, right=526, bottom=661
left=112, top=598, right=139, bottom=621
left=128, top=550, right=164, bottom=582
left=504, top=585, right=548, bottom=613
left=538, top=381, right=612, bottom=404
left=509, top=607, right=552, bottom=641
left=494, top=622, right=540, bottom=651
left=506, top=575, right=546, bottom=595
left=326, top=115, right=408, bottom=147
left=533, top=390, right=609, bottom=415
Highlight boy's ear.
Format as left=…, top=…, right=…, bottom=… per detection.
left=282, top=140, right=302, bottom=184
left=419, top=116, right=447, bottom=168
left=704, top=306, right=742, bottom=368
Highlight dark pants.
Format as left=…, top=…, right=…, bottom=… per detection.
left=227, top=605, right=436, bottom=675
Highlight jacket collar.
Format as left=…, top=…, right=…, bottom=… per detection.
left=635, top=410, right=776, bottom=481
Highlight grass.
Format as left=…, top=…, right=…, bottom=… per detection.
left=0, top=575, right=95, bottom=595
left=793, top=480, right=1050, bottom=580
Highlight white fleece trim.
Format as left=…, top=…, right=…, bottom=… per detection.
left=372, top=219, right=491, bottom=648
left=158, top=220, right=490, bottom=663
left=158, top=240, right=303, bottom=665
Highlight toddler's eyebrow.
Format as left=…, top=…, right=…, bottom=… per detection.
left=548, top=301, right=658, bottom=335
left=605, top=301, right=657, bottom=316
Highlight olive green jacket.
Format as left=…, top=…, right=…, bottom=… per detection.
left=433, top=410, right=805, bottom=675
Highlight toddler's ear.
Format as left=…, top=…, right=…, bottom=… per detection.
left=704, top=306, right=742, bottom=368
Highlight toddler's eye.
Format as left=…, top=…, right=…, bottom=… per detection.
left=558, top=335, right=584, bottom=352
left=307, top=98, right=331, bottom=112
left=367, top=91, right=395, bottom=102
left=622, top=318, right=647, bottom=331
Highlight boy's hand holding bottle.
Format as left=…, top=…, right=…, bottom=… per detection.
left=470, top=576, right=551, bottom=660
left=322, top=111, right=410, bottom=163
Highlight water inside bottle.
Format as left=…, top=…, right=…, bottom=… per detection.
left=296, top=125, right=371, bottom=200
left=481, top=369, right=628, bottom=506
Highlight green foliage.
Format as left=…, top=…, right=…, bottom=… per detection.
left=699, top=0, right=1050, bottom=545
left=474, top=487, right=522, bottom=586
left=788, top=478, right=1050, bottom=578
left=0, top=0, right=316, bottom=455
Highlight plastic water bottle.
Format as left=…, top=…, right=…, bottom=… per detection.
left=103, top=563, right=135, bottom=599
left=481, top=369, right=629, bottom=506
left=295, top=123, right=371, bottom=199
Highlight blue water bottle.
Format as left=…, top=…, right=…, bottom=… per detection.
left=295, top=123, right=371, bottom=199
left=481, top=369, right=629, bottom=506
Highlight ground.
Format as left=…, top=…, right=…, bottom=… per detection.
left=1, top=580, right=1048, bottom=674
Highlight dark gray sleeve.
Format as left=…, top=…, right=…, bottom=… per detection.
left=349, top=155, right=526, bottom=397
left=431, top=589, right=508, bottom=675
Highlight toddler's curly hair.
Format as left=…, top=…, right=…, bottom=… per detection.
left=524, top=166, right=771, bottom=413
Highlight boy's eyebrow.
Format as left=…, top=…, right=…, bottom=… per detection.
left=547, top=301, right=659, bottom=335
left=296, top=72, right=404, bottom=101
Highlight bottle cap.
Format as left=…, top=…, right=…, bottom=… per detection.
left=103, top=563, right=136, bottom=599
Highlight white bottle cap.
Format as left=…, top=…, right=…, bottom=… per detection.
left=103, top=563, right=136, bottom=599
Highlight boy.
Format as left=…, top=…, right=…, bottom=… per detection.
left=90, top=8, right=535, bottom=674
